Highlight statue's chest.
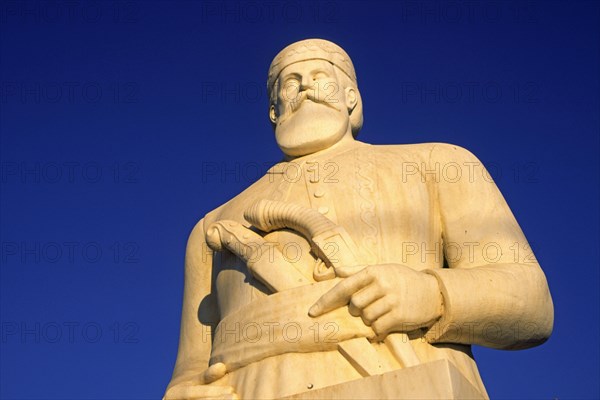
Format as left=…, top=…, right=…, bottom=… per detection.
left=212, top=151, right=442, bottom=317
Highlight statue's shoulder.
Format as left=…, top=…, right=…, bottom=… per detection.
left=185, top=203, right=227, bottom=245
left=365, top=141, right=478, bottom=163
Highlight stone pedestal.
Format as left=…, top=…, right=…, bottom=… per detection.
left=283, top=359, right=486, bottom=400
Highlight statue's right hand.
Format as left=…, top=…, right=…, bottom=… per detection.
left=163, top=382, right=238, bottom=400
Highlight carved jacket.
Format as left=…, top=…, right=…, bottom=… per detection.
left=169, top=140, right=553, bottom=399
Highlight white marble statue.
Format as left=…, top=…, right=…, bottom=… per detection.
left=164, top=39, right=554, bottom=400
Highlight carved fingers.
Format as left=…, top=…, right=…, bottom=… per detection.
left=163, top=363, right=237, bottom=400
left=309, top=264, right=443, bottom=339
left=308, top=266, right=374, bottom=316
left=348, top=286, right=384, bottom=318
left=200, top=362, right=228, bottom=385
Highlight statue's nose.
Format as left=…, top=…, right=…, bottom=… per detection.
left=299, top=76, right=312, bottom=92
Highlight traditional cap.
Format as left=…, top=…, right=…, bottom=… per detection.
left=267, top=39, right=357, bottom=90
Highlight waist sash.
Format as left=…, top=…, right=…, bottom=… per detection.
left=210, top=279, right=375, bottom=372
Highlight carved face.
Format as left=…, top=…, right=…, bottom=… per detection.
left=270, top=59, right=357, bottom=158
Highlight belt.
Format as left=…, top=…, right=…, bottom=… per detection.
left=210, top=279, right=375, bottom=372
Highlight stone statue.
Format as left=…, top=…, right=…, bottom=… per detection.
left=164, top=39, right=553, bottom=399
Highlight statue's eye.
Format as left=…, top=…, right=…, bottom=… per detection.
left=283, top=77, right=300, bottom=88
left=313, top=72, right=328, bottom=81
left=281, top=78, right=301, bottom=101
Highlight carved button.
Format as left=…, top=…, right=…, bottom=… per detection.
left=314, top=189, right=325, bottom=198
left=318, top=206, right=329, bottom=215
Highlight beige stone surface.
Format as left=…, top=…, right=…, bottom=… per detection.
left=164, top=39, right=553, bottom=400
left=282, top=359, right=485, bottom=400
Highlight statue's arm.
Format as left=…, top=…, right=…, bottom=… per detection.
left=424, top=144, right=554, bottom=349
left=167, top=217, right=218, bottom=390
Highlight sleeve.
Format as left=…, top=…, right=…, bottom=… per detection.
left=167, top=217, right=219, bottom=389
left=423, top=144, right=554, bottom=350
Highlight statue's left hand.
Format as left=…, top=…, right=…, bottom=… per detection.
left=163, top=363, right=238, bottom=400
left=308, top=264, right=443, bottom=339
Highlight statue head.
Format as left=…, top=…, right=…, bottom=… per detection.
left=267, top=39, right=363, bottom=157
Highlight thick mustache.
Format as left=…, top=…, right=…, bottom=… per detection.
left=290, top=90, right=341, bottom=113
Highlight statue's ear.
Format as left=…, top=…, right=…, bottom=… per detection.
left=269, top=104, right=277, bottom=123
left=345, top=87, right=357, bottom=112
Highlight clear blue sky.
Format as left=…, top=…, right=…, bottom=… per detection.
left=1, top=1, right=598, bottom=399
